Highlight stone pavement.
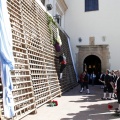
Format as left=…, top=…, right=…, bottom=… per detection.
left=22, top=85, right=120, bottom=120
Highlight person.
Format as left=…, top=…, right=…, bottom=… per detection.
left=87, top=72, right=90, bottom=83
left=114, top=70, right=120, bottom=112
left=111, top=70, right=117, bottom=99
left=113, top=70, right=118, bottom=99
left=99, top=71, right=105, bottom=89
left=100, top=69, right=114, bottom=100
left=55, top=53, right=67, bottom=80
left=79, top=71, right=84, bottom=91
left=79, top=71, right=90, bottom=94
left=90, top=71, right=96, bottom=86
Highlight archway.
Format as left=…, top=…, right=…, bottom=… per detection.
left=83, top=55, right=101, bottom=85
left=76, top=45, right=110, bottom=84
left=84, top=55, right=101, bottom=74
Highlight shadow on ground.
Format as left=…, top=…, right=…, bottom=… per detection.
left=60, top=85, right=119, bottom=120
left=60, top=101, right=119, bottom=120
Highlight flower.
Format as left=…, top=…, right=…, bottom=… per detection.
left=53, top=100, right=58, bottom=106
left=108, top=104, right=113, bottom=109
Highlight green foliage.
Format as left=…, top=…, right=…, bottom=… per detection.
left=47, top=14, right=57, bottom=27
left=46, top=13, right=57, bottom=45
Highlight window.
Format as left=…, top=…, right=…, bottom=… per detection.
left=85, top=0, right=99, bottom=12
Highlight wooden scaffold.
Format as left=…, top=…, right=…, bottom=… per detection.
left=0, top=0, right=78, bottom=119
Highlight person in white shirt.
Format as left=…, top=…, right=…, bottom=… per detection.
left=99, top=71, right=105, bottom=89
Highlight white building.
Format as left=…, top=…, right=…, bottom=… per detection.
left=39, top=0, right=68, bottom=29
left=64, top=0, right=120, bottom=75
left=38, top=0, right=120, bottom=76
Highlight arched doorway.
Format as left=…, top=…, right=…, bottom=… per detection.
left=84, top=55, right=101, bottom=74
left=76, top=45, right=110, bottom=84
left=83, top=55, right=101, bottom=85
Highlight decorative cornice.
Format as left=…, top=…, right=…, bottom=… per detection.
left=76, top=44, right=108, bottom=48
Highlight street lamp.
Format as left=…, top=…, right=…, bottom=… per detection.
left=53, top=14, right=61, bottom=26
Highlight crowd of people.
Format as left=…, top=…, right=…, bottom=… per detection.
left=55, top=53, right=120, bottom=113
left=79, top=69, right=120, bottom=113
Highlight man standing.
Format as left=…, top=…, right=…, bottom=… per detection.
left=114, top=70, right=120, bottom=112
left=101, top=69, right=114, bottom=100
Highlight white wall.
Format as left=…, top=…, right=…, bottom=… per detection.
left=64, top=0, right=120, bottom=70
left=38, top=0, right=66, bottom=29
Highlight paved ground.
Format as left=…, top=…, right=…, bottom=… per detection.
left=22, top=85, right=120, bottom=120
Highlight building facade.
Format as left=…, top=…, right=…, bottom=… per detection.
left=39, top=0, right=68, bottom=29
left=64, top=0, right=120, bottom=75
